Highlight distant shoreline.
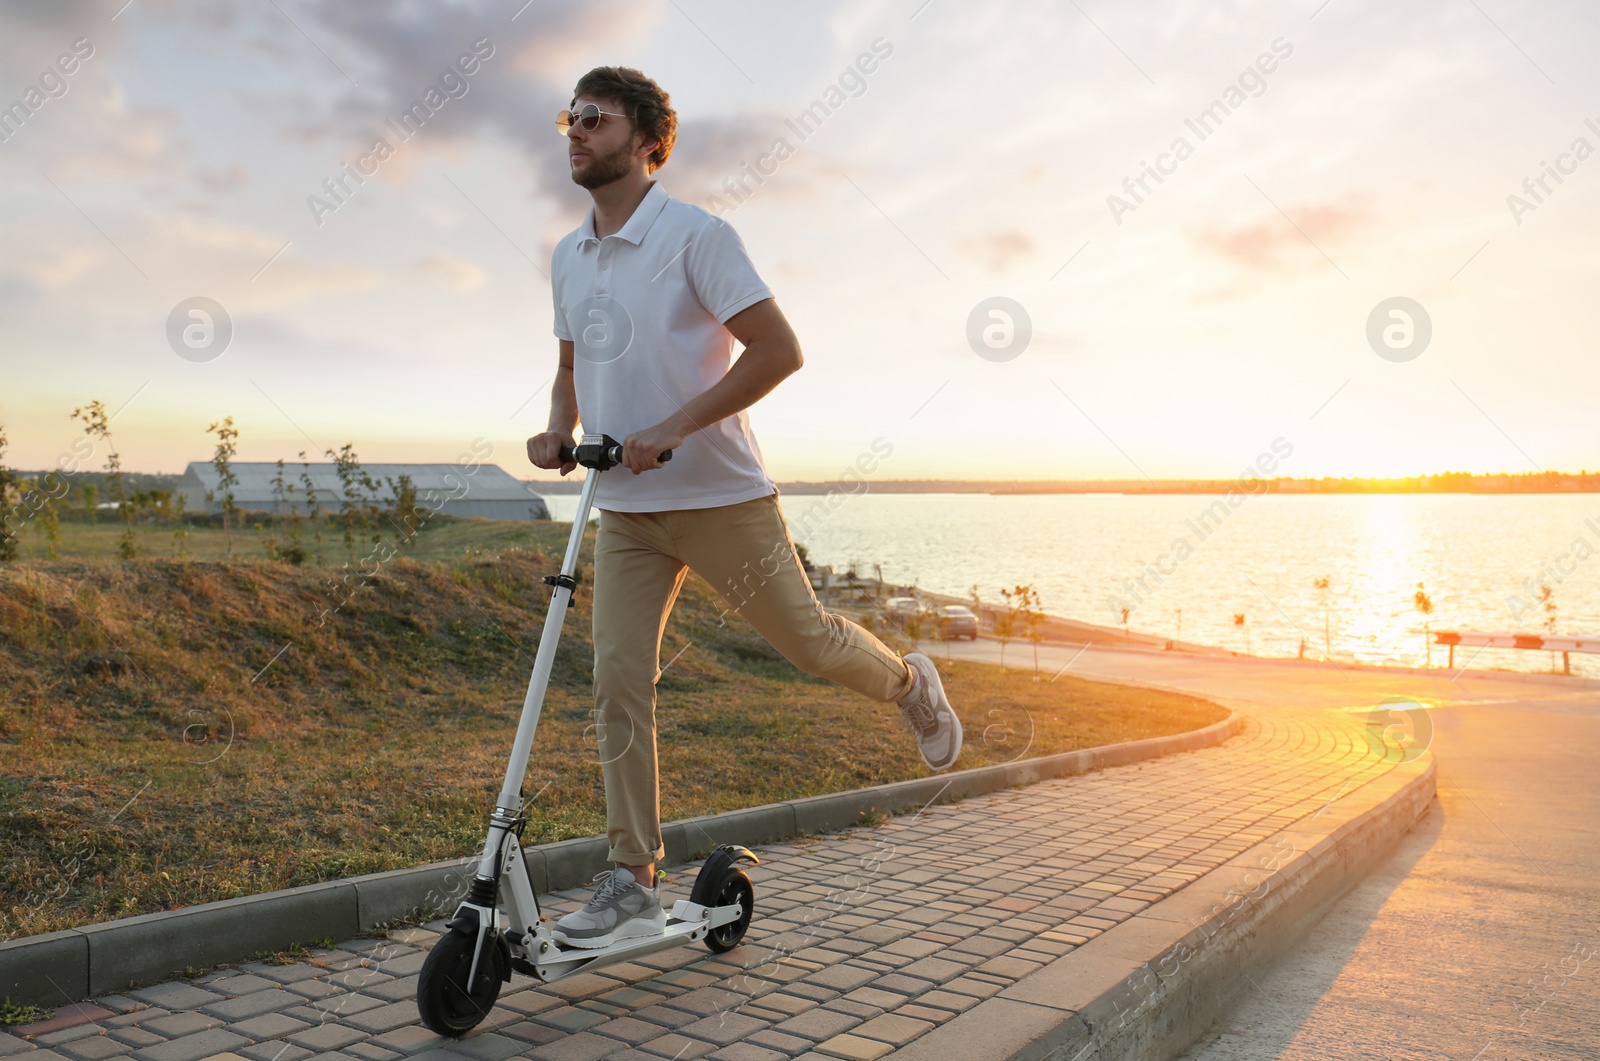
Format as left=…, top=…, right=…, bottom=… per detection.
left=524, top=473, right=1600, bottom=496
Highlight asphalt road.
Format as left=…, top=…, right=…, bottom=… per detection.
left=919, top=638, right=1600, bottom=1061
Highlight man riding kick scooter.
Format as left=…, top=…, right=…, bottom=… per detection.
left=526, top=66, right=963, bottom=950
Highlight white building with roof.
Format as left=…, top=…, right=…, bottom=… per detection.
left=175, top=462, right=549, bottom=520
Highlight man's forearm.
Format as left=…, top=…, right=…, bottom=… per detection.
left=547, top=365, right=579, bottom=434
left=661, top=337, right=799, bottom=437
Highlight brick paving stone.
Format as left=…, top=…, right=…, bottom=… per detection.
left=205, top=976, right=280, bottom=997
left=107, top=1031, right=162, bottom=1050
left=498, top=1023, right=562, bottom=1048
left=524, top=1036, right=636, bottom=1061
left=805, top=966, right=878, bottom=993
left=139, top=1016, right=220, bottom=1040
left=367, top=1027, right=447, bottom=1054
left=340, top=1001, right=421, bottom=1037
left=585, top=1017, right=668, bottom=1047
left=748, top=1029, right=813, bottom=1054
left=656, top=987, right=744, bottom=1019
left=779, top=985, right=837, bottom=1004
left=359, top=978, right=418, bottom=1004
left=344, top=1045, right=402, bottom=1061
left=532, top=1007, right=608, bottom=1034
left=305, top=996, right=385, bottom=1020
left=436, top=1034, right=520, bottom=1061
left=625, top=1006, right=696, bottom=1031
left=851, top=1013, right=933, bottom=1046
left=893, top=1003, right=955, bottom=1025
left=705, top=1046, right=785, bottom=1061
left=227, top=1015, right=310, bottom=1041
left=238, top=1046, right=314, bottom=1061
left=839, top=988, right=900, bottom=1011
left=862, top=975, right=928, bottom=997
left=811, top=1034, right=891, bottom=1061
left=202, top=992, right=303, bottom=1022
left=128, top=987, right=225, bottom=1013
left=674, top=1013, right=766, bottom=1047
left=57, top=1036, right=128, bottom=1061
left=284, top=1025, right=369, bottom=1053
left=651, top=971, right=716, bottom=991
left=755, top=994, right=816, bottom=1018
left=633, top=1035, right=710, bottom=1060
left=976, top=955, right=1042, bottom=978
left=773, top=1009, right=858, bottom=1042
left=131, top=1028, right=249, bottom=1061
left=283, top=984, right=344, bottom=1004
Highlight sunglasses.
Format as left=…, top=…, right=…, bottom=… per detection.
left=556, top=103, right=629, bottom=134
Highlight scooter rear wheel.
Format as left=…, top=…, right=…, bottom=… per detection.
left=703, top=868, right=754, bottom=953
left=416, top=929, right=508, bottom=1036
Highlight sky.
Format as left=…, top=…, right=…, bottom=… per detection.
left=1, top=0, right=1596, bottom=484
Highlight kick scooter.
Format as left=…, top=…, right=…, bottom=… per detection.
left=416, top=433, right=759, bottom=1036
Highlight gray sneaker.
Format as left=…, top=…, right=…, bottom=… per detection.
left=898, top=653, right=962, bottom=771
left=552, top=865, right=666, bottom=949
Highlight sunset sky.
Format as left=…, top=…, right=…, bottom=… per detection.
left=2, top=0, right=1596, bottom=483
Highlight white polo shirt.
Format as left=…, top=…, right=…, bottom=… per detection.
left=550, top=181, right=778, bottom=513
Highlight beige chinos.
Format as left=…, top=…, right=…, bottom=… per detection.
left=592, top=491, right=916, bottom=865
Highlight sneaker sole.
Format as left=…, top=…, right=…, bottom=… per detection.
left=552, top=910, right=667, bottom=950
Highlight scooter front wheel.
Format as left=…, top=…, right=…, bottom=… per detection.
left=416, top=929, right=509, bottom=1036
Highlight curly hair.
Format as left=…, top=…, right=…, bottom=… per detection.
left=571, top=66, right=677, bottom=173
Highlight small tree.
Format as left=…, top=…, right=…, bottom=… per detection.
left=81, top=481, right=98, bottom=524
left=28, top=476, right=63, bottom=560
left=73, top=400, right=137, bottom=558
left=1413, top=582, right=1433, bottom=667
left=1121, top=606, right=1131, bottom=639
left=206, top=416, right=240, bottom=557
left=298, top=451, right=323, bottom=563
left=1002, top=583, right=1043, bottom=677
left=1233, top=612, right=1250, bottom=655
left=994, top=597, right=1015, bottom=673
left=0, top=426, right=17, bottom=562
left=327, top=443, right=364, bottom=561
left=171, top=493, right=189, bottom=557
left=1314, top=576, right=1331, bottom=658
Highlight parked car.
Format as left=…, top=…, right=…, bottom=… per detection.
left=885, top=597, right=924, bottom=624
left=935, top=605, right=979, bottom=640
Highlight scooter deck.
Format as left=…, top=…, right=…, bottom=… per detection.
left=512, top=900, right=745, bottom=982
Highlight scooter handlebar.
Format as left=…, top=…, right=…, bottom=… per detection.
left=558, top=440, right=672, bottom=470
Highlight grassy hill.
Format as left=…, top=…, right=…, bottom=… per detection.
left=0, top=518, right=1225, bottom=940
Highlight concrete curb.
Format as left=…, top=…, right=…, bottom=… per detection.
left=890, top=749, right=1438, bottom=1061
left=0, top=711, right=1243, bottom=1008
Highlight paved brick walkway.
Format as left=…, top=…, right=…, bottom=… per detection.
left=3, top=705, right=1401, bottom=1061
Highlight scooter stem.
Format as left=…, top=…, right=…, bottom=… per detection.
left=487, top=467, right=599, bottom=833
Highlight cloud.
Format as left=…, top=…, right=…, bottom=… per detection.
left=1188, top=197, right=1371, bottom=276
left=959, top=229, right=1035, bottom=273
left=419, top=250, right=487, bottom=292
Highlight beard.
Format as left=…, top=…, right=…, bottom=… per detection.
left=570, top=140, right=634, bottom=190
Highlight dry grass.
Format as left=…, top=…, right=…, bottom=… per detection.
left=0, top=519, right=1225, bottom=940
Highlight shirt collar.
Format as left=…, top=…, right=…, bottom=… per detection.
left=579, top=181, right=670, bottom=247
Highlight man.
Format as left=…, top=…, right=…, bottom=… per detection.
left=526, top=66, right=962, bottom=950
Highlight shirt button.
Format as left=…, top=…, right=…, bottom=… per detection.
left=600, top=263, right=609, bottom=270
